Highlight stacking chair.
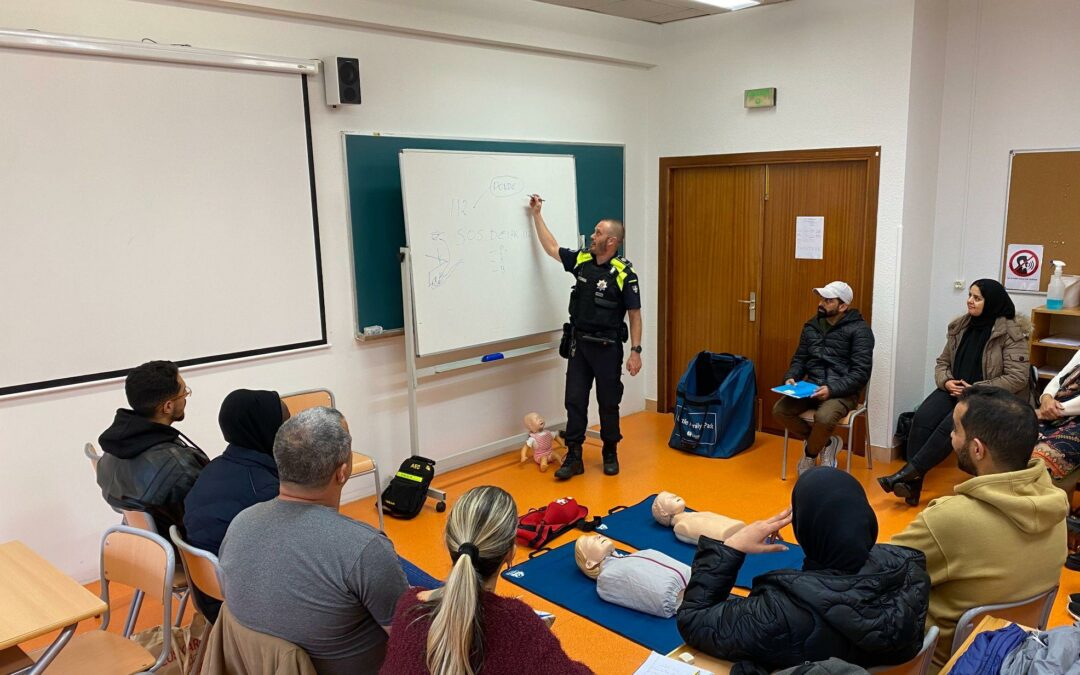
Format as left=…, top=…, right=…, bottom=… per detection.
left=870, top=626, right=939, bottom=675
left=282, top=388, right=385, bottom=531
left=169, top=526, right=223, bottom=669
left=29, top=525, right=177, bottom=674
left=120, top=510, right=191, bottom=635
left=781, top=390, right=871, bottom=480
left=949, top=585, right=1058, bottom=655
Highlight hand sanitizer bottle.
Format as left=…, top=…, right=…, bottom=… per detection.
left=1048, top=260, right=1067, bottom=310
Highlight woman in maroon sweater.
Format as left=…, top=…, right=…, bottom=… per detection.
left=380, top=486, right=591, bottom=675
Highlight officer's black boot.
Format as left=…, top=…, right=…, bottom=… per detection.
left=555, top=444, right=584, bottom=481
left=602, top=443, right=620, bottom=476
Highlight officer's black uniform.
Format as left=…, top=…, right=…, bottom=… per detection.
left=555, top=247, right=640, bottom=479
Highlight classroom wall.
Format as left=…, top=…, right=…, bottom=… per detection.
left=924, top=0, right=1080, bottom=387
left=893, top=0, right=948, bottom=421
left=644, top=0, right=919, bottom=447
left=0, top=0, right=654, bottom=582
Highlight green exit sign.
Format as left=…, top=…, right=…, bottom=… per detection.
left=744, top=87, right=776, bottom=108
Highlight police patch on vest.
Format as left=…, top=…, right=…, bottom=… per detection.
left=597, top=279, right=608, bottom=292
left=631, top=284, right=639, bottom=293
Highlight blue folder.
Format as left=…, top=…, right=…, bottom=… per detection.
left=500, top=540, right=686, bottom=654
left=599, top=494, right=805, bottom=588
left=399, top=555, right=442, bottom=589
left=771, top=380, right=818, bottom=398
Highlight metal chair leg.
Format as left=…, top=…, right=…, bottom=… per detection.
left=782, top=429, right=789, bottom=481
left=173, top=588, right=190, bottom=626
left=865, top=411, right=873, bottom=470
left=123, top=589, right=144, bottom=638
left=846, top=424, right=854, bottom=473
left=373, top=465, right=385, bottom=532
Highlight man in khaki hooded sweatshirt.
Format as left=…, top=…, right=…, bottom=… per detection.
left=892, top=385, right=1067, bottom=665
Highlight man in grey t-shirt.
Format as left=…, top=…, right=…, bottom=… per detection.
left=220, top=407, right=407, bottom=675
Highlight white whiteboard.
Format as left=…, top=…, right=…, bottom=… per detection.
left=399, top=150, right=579, bottom=356
left=0, top=47, right=324, bottom=396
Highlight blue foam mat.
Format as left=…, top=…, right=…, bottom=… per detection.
left=399, top=555, right=442, bottom=589
left=500, top=540, right=685, bottom=654
left=599, top=494, right=805, bottom=587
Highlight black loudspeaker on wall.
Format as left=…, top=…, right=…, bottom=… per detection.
left=324, top=56, right=361, bottom=106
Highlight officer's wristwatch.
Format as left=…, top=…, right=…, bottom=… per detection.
left=630, top=345, right=643, bottom=354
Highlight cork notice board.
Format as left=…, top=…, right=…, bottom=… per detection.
left=1003, top=150, right=1080, bottom=291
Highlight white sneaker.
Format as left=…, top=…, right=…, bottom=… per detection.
left=819, top=435, right=843, bottom=468
left=797, top=454, right=816, bottom=477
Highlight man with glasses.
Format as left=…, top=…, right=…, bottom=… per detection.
left=97, top=360, right=209, bottom=535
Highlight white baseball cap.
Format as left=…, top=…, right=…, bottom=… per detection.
left=814, top=281, right=853, bottom=304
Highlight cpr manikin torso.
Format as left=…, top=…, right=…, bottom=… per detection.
left=652, top=491, right=746, bottom=545
left=574, top=534, right=690, bottom=619
left=520, top=412, right=562, bottom=472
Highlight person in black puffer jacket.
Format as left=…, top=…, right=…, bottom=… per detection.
left=97, top=360, right=208, bottom=536
left=677, top=467, right=929, bottom=672
left=774, top=281, right=875, bottom=476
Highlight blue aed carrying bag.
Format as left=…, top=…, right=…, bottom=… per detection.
left=669, top=352, right=756, bottom=458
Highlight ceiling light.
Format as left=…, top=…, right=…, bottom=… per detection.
left=696, top=0, right=761, bottom=10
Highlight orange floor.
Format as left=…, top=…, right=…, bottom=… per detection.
left=22, top=411, right=1080, bottom=674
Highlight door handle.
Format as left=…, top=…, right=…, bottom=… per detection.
left=737, top=292, right=757, bottom=322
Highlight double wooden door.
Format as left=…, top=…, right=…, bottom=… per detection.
left=658, top=148, right=880, bottom=436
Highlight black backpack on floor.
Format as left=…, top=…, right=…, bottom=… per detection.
left=381, top=456, right=436, bottom=519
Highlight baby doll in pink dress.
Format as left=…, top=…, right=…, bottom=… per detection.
left=520, top=412, right=563, bottom=472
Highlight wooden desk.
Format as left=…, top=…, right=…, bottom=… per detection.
left=0, top=541, right=106, bottom=673
left=666, top=645, right=733, bottom=674
left=939, top=616, right=1018, bottom=674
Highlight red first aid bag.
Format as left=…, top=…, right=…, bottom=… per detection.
left=515, top=497, right=589, bottom=549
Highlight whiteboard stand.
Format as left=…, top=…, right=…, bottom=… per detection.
left=399, top=247, right=563, bottom=513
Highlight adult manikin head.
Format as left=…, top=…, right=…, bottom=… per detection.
left=651, top=491, right=687, bottom=527
left=574, top=534, right=615, bottom=580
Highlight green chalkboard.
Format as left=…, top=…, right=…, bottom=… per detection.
left=343, top=134, right=624, bottom=336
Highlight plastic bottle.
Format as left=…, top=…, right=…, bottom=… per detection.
left=1047, top=260, right=1067, bottom=310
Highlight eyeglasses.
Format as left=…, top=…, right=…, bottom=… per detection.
left=167, top=386, right=192, bottom=402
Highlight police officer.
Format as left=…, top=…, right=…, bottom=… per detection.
left=529, top=194, right=642, bottom=480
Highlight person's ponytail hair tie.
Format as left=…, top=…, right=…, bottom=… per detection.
left=457, top=542, right=480, bottom=566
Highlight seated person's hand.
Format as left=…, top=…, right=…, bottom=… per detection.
left=944, top=379, right=967, bottom=397
left=811, top=385, right=830, bottom=400
left=785, top=378, right=796, bottom=385
left=724, top=509, right=792, bottom=555
left=1038, top=395, right=1066, bottom=420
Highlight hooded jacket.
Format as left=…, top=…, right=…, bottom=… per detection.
left=97, top=409, right=208, bottom=535
left=891, top=459, right=1068, bottom=665
left=183, top=446, right=278, bottom=556
left=934, top=314, right=1031, bottom=396
left=676, top=538, right=930, bottom=672
left=782, top=309, right=875, bottom=400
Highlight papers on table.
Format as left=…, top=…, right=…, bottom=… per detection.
left=633, top=651, right=714, bottom=675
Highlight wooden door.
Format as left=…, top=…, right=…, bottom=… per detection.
left=658, top=148, right=880, bottom=432
left=662, top=165, right=765, bottom=404
left=758, top=160, right=876, bottom=435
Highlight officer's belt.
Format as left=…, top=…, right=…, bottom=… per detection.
left=574, top=329, right=618, bottom=346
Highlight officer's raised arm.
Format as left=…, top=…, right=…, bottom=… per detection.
left=528, top=194, right=562, bottom=261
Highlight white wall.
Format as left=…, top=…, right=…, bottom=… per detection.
left=0, top=0, right=653, bottom=581
left=893, top=0, right=948, bottom=419
left=645, top=0, right=918, bottom=447
left=925, top=0, right=1080, bottom=387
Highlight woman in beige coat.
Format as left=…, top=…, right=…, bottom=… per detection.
left=879, top=279, right=1030, bottom=505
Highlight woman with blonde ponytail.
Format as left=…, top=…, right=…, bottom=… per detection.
left=380, top=486, right=591, bottom=675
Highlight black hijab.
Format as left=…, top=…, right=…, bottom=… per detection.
left=218, top=389, right=285, bottom=456
left=792, top=467, right=878, bottom=574
left=952, top=279, right=1016, bottom=383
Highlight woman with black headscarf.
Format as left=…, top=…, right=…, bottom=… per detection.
left=182, top=390, right=289, bottom=620
left=677, top=468, right=930, bottom=672
left=879, top=279, right=1030, bottom=505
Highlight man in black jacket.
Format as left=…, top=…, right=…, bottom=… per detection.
left=97, top=360, right=208, bottom=535
left=774, top=281, right=874, bottom=476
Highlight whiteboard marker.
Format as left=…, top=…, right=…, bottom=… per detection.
left=481, top=353, right=504, bottom=362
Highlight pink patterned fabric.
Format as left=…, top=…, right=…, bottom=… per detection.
left=528, top=431, right=554, bottom=464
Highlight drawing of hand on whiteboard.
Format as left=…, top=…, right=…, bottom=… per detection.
left=426, top=231, right=462, bottom=289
